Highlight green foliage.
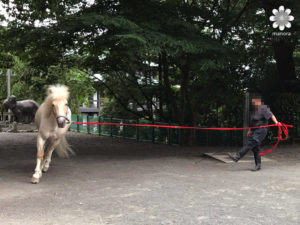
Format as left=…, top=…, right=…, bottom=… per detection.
left=0, top=69, right=7, bottom=101
left=0, top=56, right=94, bottom=113
left=101, top=97, right=138, bottom=119
left=0, top=53, right=14, bottom=68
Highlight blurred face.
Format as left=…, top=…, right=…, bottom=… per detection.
left=251, top=98, right=262, bottom=107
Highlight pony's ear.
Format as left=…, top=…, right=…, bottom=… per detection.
left=47, top=87, right=53, bottom=96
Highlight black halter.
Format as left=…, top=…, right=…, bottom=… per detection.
left=56, top=108, right=70, bottom=124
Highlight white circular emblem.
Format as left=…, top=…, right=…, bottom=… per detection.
left=269, top=6, right=294, bottom=31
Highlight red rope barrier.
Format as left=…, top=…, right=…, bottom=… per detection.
left=74, top=121, right=293, bottom=155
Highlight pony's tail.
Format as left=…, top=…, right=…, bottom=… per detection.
left=55, top=136, right=75, bottom=158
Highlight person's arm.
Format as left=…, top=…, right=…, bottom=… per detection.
left=247, top=129, right=251, bottom=136
left=271, top=115, right=279, bottom=124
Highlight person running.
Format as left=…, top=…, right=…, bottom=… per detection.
left=227, top=94, right=280, bottom=171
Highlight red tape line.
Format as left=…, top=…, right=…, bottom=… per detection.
left=74, top=121, right=293, bottom=156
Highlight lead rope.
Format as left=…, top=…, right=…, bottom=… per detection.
left=259, top=123, right=289, bottom=156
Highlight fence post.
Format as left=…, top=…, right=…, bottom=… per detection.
left=7, top=69, right=12, bottom=122
left=136, top=119, right=139, bottom=141
left=110, top=117, right=113, bottom=137
left=87, top=115, right=90, bottom=134
left=122, top=119, right=124, bottom=139
left=168, top=123, right=171, bottom=145
left=77, top=115, right=79, bottom=133
left=243, top=92, right=250, bottom=146
left=98, top=116, right=101, bottom=136
left=152, top=120, right=155, bottom=143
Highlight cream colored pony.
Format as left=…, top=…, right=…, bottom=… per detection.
left=32, top=85, right=74, bottom=184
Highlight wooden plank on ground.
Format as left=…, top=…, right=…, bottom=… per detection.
left=203, top=152, right=275, bottom=163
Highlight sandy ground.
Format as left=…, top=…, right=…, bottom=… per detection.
left=0, top=132, right=299, bottom=225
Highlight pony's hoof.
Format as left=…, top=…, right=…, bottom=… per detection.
left=42, top=167, right=48, bottom=173
left=31, top=177, right=39, bottom=184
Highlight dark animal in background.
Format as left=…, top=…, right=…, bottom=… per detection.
left=1, top=99, right=10, bottom=121
left=7, top=95, right=39, bottom=123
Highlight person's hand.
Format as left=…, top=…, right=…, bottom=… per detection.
left=247, top=130, right=252, bottom=137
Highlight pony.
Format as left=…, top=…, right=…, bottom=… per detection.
left=32, top=84, right=74, bottom=184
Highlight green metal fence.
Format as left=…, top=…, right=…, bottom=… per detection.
left=70, top=114, right=243, bottom=146
left=69, top=92, right=300, bottom=146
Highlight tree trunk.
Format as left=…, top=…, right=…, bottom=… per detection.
left=272, top=40, right=296, bottom=82
left=178, top=55, right=195, bottom=145
left=158, top=55, right=163, bottom=121
left=161, top=52, right=177, bottom=122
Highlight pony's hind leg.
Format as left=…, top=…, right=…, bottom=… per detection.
left=32, top=134, right=45, bottom=184
left=41, top=139, right=60, bottom=173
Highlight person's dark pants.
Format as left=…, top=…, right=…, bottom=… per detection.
left=236, top=128, right=268, bottom=165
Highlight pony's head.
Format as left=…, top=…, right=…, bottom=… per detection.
left=46, top=85, right=70, bottom=128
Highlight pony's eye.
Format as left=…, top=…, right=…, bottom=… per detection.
left=65, top=103, right=69, bottom=106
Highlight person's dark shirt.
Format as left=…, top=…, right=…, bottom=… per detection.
left=250, top=104, right=273, bottom=127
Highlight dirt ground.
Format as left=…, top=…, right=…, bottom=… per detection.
left=0, top=132, right=299, bottom=225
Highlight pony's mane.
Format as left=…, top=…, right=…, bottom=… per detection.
left=46, top=85, right=69, bottom=100
left=43, top=84, right=70, bottom=117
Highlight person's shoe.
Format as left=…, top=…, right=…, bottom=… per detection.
left=251, top=164, right=261, bottom=172
left=227, top=152, right=239, bottom=162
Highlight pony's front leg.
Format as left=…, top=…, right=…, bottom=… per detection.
left=32, top=135, right=45, bottom=184
left=41, top=139, right=60, bottom=173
